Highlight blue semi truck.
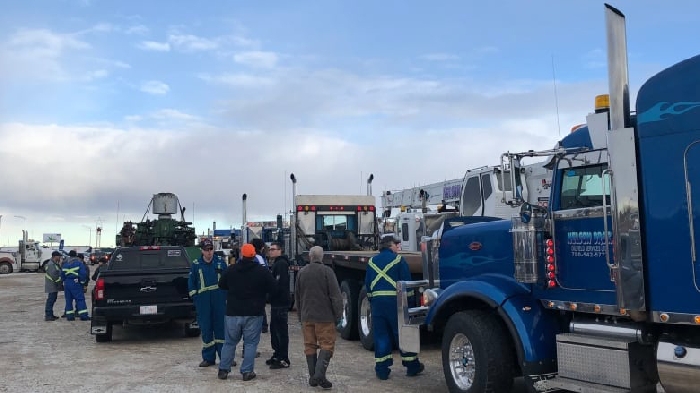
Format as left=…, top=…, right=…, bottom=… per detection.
left=397, top=4, right=700, bottom=393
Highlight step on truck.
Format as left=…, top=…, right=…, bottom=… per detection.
left=397, top=4, right=700, bottom=393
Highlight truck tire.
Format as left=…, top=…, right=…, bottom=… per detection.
left=442, top=310, right=515, bottom=393
left=95, top=323, right=113, bottom=343
left=338, top=280, right=360, bottom=340
left=358, top=286, right=374, bottom=351
left=0, top=262, right=12, bottom=274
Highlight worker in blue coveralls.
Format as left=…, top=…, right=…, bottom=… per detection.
left=365, top=235, right=424, bottom=380
left=61, top=249, right=90, bottom=321
left=188, top=238, right=229, bottom=368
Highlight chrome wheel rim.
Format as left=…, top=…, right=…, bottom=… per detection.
left=449, top=332, right=476, bottom=390
left=359, top=295, right=371, bottom=337
left=340, top=291, right=349, bottom=329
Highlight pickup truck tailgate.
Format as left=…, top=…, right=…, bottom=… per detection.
left=99, top=247, right=191, bottom=306
left=102, top=268, right=190, bottom=305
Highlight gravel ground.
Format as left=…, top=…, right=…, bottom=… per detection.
left=0, top=273, right=461, bottom=393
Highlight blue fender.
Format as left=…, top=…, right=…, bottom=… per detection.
left=426, top=274, right=558, bottom=364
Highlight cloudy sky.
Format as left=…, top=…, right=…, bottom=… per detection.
left=1, top=0, right=698, bottom=247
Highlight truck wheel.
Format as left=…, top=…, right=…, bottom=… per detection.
left=442, top=310, right=515, bottom=393
left=95, top=323, right=113, bottom=343
left=358, top=286, right=374, bottom=351
left=0, top=262, right=12, bottom=274
left=338, top=280, right=360, bottom=340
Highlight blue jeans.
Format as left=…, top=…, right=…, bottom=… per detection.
left=45, top=292, right=58, bottom=317
left=219, top=315, right=263, bottom=374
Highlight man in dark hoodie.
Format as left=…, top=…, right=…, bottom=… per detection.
left=217, top=243, right=276, bottom=382
left=266, top=242, right=291, bottom=369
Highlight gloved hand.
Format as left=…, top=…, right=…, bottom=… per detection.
left=336, top=318, right=343, bottom=329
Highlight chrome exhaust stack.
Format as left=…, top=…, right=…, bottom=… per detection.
left=605, top=3, right=631, bottom=130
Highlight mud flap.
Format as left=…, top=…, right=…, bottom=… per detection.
left=399, top=324, right=421, bottom=354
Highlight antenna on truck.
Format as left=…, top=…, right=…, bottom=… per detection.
left=551, top=54, right=561, bottom=136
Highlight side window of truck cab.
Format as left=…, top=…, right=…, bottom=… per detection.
left=558, top=164, right=610, bottom=209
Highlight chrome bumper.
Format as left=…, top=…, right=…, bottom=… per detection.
left=397, top=280, right=432, bottom=354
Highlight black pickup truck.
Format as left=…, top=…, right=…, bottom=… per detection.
left=90, top=246, right=200, bottom=342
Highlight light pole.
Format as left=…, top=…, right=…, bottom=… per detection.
left=289, top=173, right=297, bottom=260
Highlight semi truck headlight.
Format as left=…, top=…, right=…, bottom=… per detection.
left=421, top=288, right=439, bottom=307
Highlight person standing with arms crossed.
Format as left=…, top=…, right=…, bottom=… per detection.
left=44, top=251, right=63, bottom=321
left=266, top=242, right=291, bottom=369
left=188, top=238, right=228, bottom=368
left=365, top=235, right=424, bottom=380
left=295, top=246, right=343, bottom=389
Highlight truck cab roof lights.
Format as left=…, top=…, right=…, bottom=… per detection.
left=595, top=94, right=610, bottom=112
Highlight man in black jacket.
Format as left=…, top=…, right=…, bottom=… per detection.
left=266, top=242, right=291, bottom=369
left=217, top=243, right=276, bottom=382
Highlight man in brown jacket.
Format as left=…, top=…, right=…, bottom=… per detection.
left=295, top=246, right=343, bottom=390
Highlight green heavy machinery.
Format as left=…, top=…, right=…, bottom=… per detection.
left=116, top=193, right=202, bottom=260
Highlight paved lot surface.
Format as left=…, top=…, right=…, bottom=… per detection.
left=0, top=273, right=469, bottom=393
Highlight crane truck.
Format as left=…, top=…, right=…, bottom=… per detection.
left=397, top=4, right=700, bottom=393
left=380, top=162, right=551, bottom=252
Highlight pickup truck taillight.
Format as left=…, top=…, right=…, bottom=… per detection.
left=96, top=278, right=105, bottom=300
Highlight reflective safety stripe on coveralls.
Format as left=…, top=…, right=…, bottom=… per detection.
left=368, top=255, right=402, bottom=298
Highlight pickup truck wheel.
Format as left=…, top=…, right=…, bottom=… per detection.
left=338, top=280, right=360, bottom=340
left=442, top=310, right=515, bottom=393
left=0, top=262, right=12, bottom=274
left=95, top=323, right=113, bottom=343
left=358, top=286, right=374, bottom=351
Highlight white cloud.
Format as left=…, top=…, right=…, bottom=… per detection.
left=0, top=28, right=91, bottom=82
left=140, top=80, right=170, bottom=95
left=125, top=25, right=149, bottom=35
left=150, top=109, right=196, bottom=120
left=199, top=73, right=275, bottom=87
left=234, top=51, right=279, bottom=68
left=83, top=69, right=109, bottom=81
left=136, top=41, right=171, bottom=51
left=420, top=53, right=460, bottom=61
left=168, top=34, right=218, bottom=51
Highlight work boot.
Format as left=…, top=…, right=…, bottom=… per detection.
left=306, top=353, right=318, bottom=387
left=199, top=360, right=215, bottom=367
left=313, top=349, right=333, bottom=390
left=407, top=362, right=425, bottom=377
